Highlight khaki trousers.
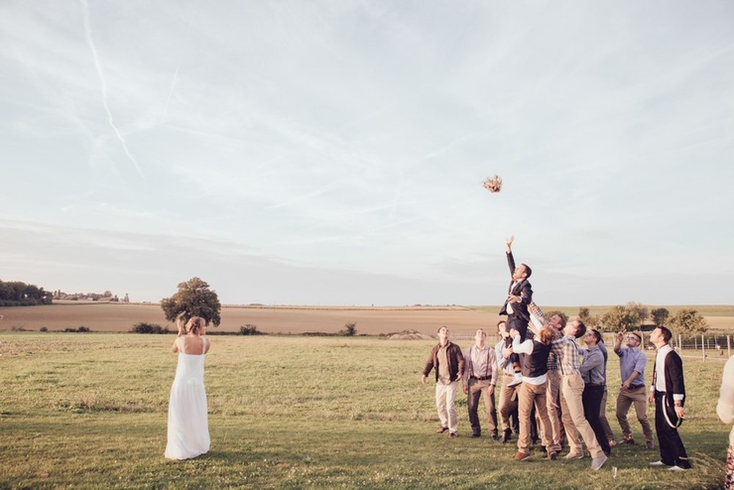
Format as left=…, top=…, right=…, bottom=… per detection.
left=616, top=385, right=653, bottom=443
left=498, top=375, right=519, bottom=433
left=435, top=381, right=458, bottom=433
left=517, top=381, right=552, bottom=453
left=545, top=370, right=563, bottom=452
left=560, top=372, right=603, bottom=458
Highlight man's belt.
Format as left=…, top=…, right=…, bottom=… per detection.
left=470, top=375, right=492, bottom=381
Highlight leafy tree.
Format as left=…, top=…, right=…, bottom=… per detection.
left=668, top=308, right=708, bottom=334
left=0, top=279, right=53, bottom=306
left=599, top=305, right=640, bottom=332
left=577, top=307, right=599, bottom=328
left=650, top=307, right=670, bottom=326
left=626, top=302, right=649, bottom=323
left=161, top=277, right=221, bottom=327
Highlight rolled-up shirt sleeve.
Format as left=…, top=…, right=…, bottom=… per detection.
left=512, top=336, right=534, bottom=355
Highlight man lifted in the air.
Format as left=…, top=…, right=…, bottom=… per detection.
left=499, top=236, right=533, bottom=342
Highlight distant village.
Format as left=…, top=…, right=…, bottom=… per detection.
left=52, top=290, right=130, bottom=303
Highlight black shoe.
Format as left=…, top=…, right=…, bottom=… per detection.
left=501, top=429, right=512, bottom=444
left=491, top=430, right=499, bottom=440
left=471, top=433, right=481, bottom=438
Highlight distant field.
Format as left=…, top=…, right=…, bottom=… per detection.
left=0, top=303, right=499, bottom=336
left=1, top=303, right=732, bottom=335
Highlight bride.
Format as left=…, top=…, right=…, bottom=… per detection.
left=165, top=316, right=211, bottom=460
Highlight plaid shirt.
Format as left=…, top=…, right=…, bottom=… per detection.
left=551, top=335, right=581, bottom=376
left=546, top=328, right=563, bottom=371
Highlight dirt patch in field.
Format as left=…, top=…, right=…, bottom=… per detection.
left=1, top=303, right=731, bottom=336
left=0, top=303, right=501, bottom=336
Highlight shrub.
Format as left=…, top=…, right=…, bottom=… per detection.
left=63, top=326, right=92, bottom=333
left=40, top=327, right=48, bottom=332
left=131, top=322, right=169, bottom=334
left=339, top=322, right=357, bottom=336
left=239, top=324, right=262, bottom=335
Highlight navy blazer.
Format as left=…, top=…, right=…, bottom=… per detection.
left=498, top=251, right=532, bottom=322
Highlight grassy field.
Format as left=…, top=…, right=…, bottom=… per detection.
left=0, top=333, right=729, bottom=489
left=1, top=303, right=732, bottom=335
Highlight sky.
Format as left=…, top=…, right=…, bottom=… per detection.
left=1, top=1, right=733, bottom=307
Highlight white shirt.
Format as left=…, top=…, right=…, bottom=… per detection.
left=717, top=355, right=734, bottom=445
left=512, top=336, right=546, bottom=386
left=653, top=344, right=683, bottom=401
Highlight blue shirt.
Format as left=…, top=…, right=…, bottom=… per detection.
left=616, top=346, right=646, bottom=388
left=579, top=345, right=605, bottom=385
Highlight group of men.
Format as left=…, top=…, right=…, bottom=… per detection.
left=421, top=236, right=691, bottom=472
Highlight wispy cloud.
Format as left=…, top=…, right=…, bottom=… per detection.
left=80, top=0, right=144, bottom=179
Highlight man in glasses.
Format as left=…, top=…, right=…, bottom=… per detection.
left=614, top=331, right=654, bottom=449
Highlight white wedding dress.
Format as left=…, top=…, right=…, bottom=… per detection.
left=165, top=336, right=210, bottom=460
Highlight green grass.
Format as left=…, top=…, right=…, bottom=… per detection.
left=0, top=333, right=729, bottom=489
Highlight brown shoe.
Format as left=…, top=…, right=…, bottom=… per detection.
left=449, top=432, right=457, bottom=438
left=547, top=450, right=558, bottom=461
left=514, top=451, right=531, bottom=462
left=621, top=437, right=635, bottom=445
left=436, top=426, right=448, bottom=434
left=646, top=441, right=655, bottom=450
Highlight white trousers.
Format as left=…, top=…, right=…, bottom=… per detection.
left=435, top=381, right=459, bottom=433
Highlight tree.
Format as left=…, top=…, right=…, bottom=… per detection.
left=668, top=308, right=708, bottom=334
left=626, top=302, right=649, bottom=323
left=161, top=277, right=221, bottom=327
left=599, top=305, right=640, bottom=332
left=650, top=307, right=670, bottom=326
left=577, top=307, right=599, bottom=328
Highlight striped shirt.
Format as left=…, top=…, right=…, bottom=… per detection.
left=463, top=344, right=498, bottom=385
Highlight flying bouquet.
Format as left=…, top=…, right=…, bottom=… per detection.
left=483, top=174, right=502, bottom=193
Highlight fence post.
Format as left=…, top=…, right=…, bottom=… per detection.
left=729, top=335, right=731, bottom=358
left=701, top=334, right=706, bottom=361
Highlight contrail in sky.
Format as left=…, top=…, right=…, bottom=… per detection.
left=160, top=7, right=196, bottom=124
left=80, top=0, right=145, bottom=179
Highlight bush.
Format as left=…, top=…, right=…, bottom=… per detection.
left=63, top=326, right=92, bottom=333
left=239, top=324, right=263, bottom=335
left=131, top=322, right=169, bottom=334
left=339, top=322, right=357, bottom=336
left=40, top=327, right=48, bottom=332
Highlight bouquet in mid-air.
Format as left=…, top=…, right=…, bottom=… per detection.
left=483, top=174, right=502, bottom=193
